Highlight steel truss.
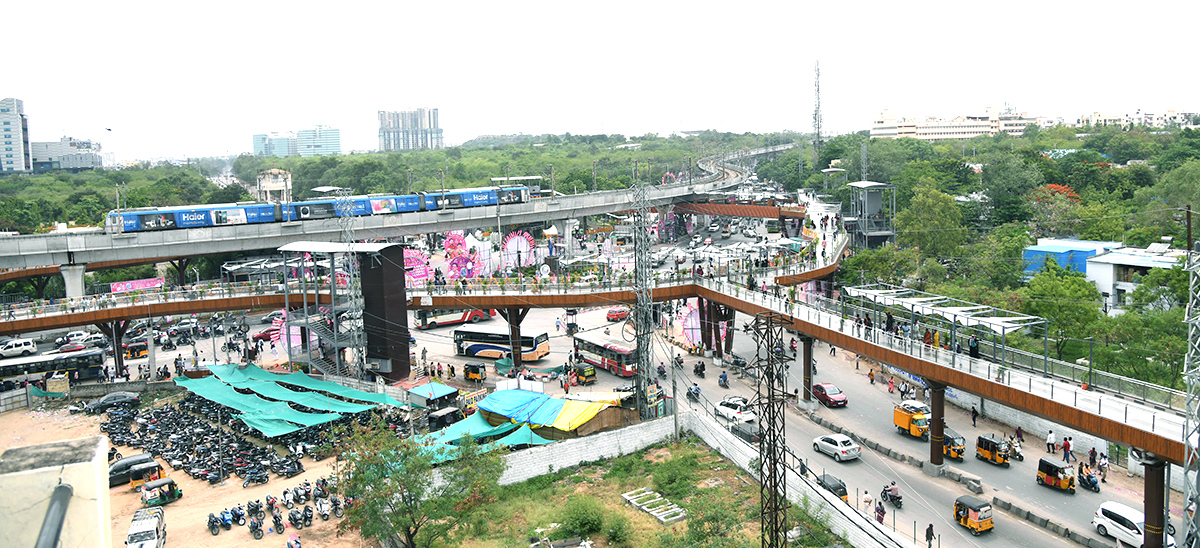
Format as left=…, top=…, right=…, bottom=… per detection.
left=751, top=311, right=792, bottom=548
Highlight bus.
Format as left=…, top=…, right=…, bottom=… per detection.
left=452, top=326, right=550, bottom=362
left=765, top=219, right=781, bottom=233
left=0, top=349, right=105, bottom=381
left=414, top=309, right=495, bottom=330
left=573, top=330, right=636, bottom=377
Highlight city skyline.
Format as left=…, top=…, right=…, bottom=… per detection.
left=5, top=1, right=1198, bottom=162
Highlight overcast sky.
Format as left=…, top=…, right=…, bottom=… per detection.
left=9, top=0, right=1196, bottom=162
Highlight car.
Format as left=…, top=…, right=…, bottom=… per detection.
left=812, top=383, right=848, bottom=407
left=1092, top=501, right=1177, bottom=547
left=900, top=399, right=931, bottom=415
left=46, top=342, right=88, bottom=354
left=742, top=228, right=758, bottom=239
left=606, top=307, right=630, bottom=321
left=55, top=330, right=90, bottom=347
left=85, top=391, right=140, bottom=414
left=813, top=433, right=861, bottom=462
left=252, top=327, right=279, bottom=343
left=704, top=237, right=712, bottom=245
left=80, top=333, right=109, bottom=348
left=260, top=310, right=286, bottom=324
left=691, top=234, right=702, bottom=245
left=714, top=395, right=756, bottom=422
left=708, top=222, right=720, bottom=232
left=168, top=320, right=199, bottom=337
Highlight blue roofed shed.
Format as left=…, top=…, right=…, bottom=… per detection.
left=407, top=382, right=460, bottom=410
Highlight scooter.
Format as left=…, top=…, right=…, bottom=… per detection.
left=207, top=513, right=222, bottom=536
left=1079, top=471, right=1101, bottom=493
left=287, top=508, right=304, bottom=530
left=230, top=504, right=247, bottom=526
left=265, top=494, right=278, bottom=515
left=243, top=469, right=269, bottom=488
left=219, top=508, right=234, bottom=530
left=1009, top=437, right=1025, bottom=461
left=108, top=447, right=122, bottom=462
left=282, top=488, right=295, bottom=509
left=287, top=534, right=303, bottom=548
left=686, top=387, right=701, bottom=402
left=302, top=505, right=314, bottom=527
left=693, top=362, right=706, bottom=379
left=247, top=499, right=265, bottom=520
left=880, top=485, right=903, bottom=508
left=316, top=497, right=331, bottom=521
left=718, top=374, right=730, bottom=389
left=657, top=365, right=667, bottom=379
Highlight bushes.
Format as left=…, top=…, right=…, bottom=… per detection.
left=606, top=514, right=632, bottom=546
left=561, top=496, right=605, bottom=537
left=653, top=454, right=697, bottom=499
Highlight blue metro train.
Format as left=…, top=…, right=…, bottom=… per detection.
left=105, top=185, right=532, bottom=233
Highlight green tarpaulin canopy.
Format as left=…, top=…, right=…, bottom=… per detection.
left=237, top=414, right=301, bottom=437
left=493, top=423, right=555, bottom=447
left=223, top=378, right=375, bottom=414
left=238, top=402, right=341, bottom=427
left=31, top=386, right=66, bottom=399
left=210, top=364, right=417, bottom=409
left=494, top=359, right=564, bottom=375
left=423, top=412, right=520, bottom=445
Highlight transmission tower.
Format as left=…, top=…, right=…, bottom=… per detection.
left=812, top=61, right=823, bottom=169
left=1183, top=223, right=1200, bottom=547
left=334, top=189, right=368, bottom=379
left=750, top=311, right=792, bottom=548
left=631, top=181, right=655, bottom=419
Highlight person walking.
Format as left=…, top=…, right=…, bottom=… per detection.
left=1098, top=453, right=1109, bottom=483
left=854, top=314, right=862, bottom=336
left=888, top=377, right=895, bottom=394
left=971, top=406, right=979, bottom=427
left=448, top=364, right=455, bottom=378
left=1015, top=426, right=1024, bottom=443
left=1046, top=430, right=1056, bottom=453
left=925, top=524, right=935, bottom=548
left=1089, top=447, right=1097, bottom=468
left=437, top=363, right=443, bottom=378
left=1062, top=437, right=1073, bottom=463
left=875, top=501, right=886, bottom=524
left=868, top=368, right=875, bottom=385
left=829, top=342, right=837, bottom=356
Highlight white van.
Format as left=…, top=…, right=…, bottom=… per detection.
left=1092, top=501, right=1176, bottom=547
left=0, top=338, right=35, bottom=358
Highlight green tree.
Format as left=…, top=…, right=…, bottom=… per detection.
left=895, top=185, right=964, bottom=258
left=1022, top=257, right=1102, bottom=359
left=981, top=153, right=1044, bottom=224
left=338, top=420, right=505, bottom=548
left=205, top=185, right=250, bottom=204
left=964, top=224, right=1031, bottom=289
left=838, top=245, right=920, bottom=286
left=1091, top=309, right=1187, bottom=389
left=1127, top=261, right=1188, bottom=311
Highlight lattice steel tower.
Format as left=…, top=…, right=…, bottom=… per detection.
left=750, top=311, right=792, bottom=548
left=1183, top=231, right=1200, bottom=548
left=812, top=61, right=823, bottom=169
left=335, top=189, right=368, bottom=379
left=631, top=181, right=655, bottom=419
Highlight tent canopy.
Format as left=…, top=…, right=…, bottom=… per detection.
left=408, top=382, right=459, bottom=401
left=210, top=364, right=415, bottom=409
left=424, top=413, right=520, bottom=445
left=493, top=423, right=554, bottom=447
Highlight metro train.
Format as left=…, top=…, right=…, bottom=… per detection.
left=104, top=185, right=532, bottom=233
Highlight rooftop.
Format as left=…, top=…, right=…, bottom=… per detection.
left=1087, top=249, right=1185, bottom=269
left=0, top=436, right=103, bottom=474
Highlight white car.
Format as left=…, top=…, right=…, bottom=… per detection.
left=1092, top=501, right=1176, bottom=547
left=80, top=333, right=109, bottom=347
left=691, top=234, right=703, bottom=245
left=708, top=223, right=720, bottom=232
left=742, top=228, right=758, bottom=239
left=55, top=330, right=89, bottom=347
left=900, top=399, right=931, bottom=415
left=714, top=396, right=756, bottom=422
left=813, top=433, right=861, bottom=462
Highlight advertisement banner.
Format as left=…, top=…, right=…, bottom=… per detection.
left=213, top=209, right=248, bottom=226
left=110, top=277, right=165, bottom=294
left=370, top=198, right=398, bottom=214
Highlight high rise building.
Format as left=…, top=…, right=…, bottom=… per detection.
left=0, top=98, right=31, bottom=172
left=870, top=107, right=1042, bottom=141
left=30, top=136, right=103, bottom=173
left=378, top=109, right=443, bottom=151
left=252, top=125, right=339, bottom=158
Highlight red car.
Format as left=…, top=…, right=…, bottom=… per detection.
left=253, top=327, right=279, bottom=343
left=50, top=342, right=88, bottom=354
left=606, top=307, right=630, bottom=322
left=813, top=383, right=848, bottom=407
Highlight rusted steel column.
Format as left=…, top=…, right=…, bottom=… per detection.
left=1144, top=459, right=1167, bottom=548
left=929, top=382, right=946, bottom=466
left=801, top=336, right=813, bottom=402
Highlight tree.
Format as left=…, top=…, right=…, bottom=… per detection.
left=1027, top=183, right=1082, bottom=238
left=964, top=224, right=1031, bottom=289
left=1022, top=257, right=1102, bottom=359
left=338, top=420, right=505, bottom=548
left=981, top=153, right=1044, bottom=224
left=837, top=245, right=920, bottom=286
left=205, top=185, right=250, bottom=204
left=1127, top=261, right=1188, bottom=311
left=895, top=185, right=964, bottom=258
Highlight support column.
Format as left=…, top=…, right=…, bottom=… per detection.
left=168, top=258, right=191, bottom=286
left=929, top=382, right=946, bottom=466
left=95, top=320, right=130, bottom=380
left=498, top=307, right=529, bottom=373
left=723, top=315, right=735, bottom=355
left=697, top=298, right=711, bottom=351
left=1144, top=459, right=1168, bottom=548
left=801, top=336, right=813, bottom=402
left=60, top=264, right=87, bottom=299
left=709, top=303, right=723, bottom=359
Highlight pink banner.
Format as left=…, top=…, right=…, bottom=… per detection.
left=110, top=277, right=165, bottom=294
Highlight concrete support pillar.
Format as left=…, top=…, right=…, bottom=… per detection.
left=929, top=382, right=946, bottom=465
left=801, top=336, right=813, bottom=402
left=697, top=298, right=711, bottom=350
left=60, top=264, right=87, bottom=299
left=1144, top=459, right=1168, bottom=548
left=498, top=307, right=528, bottom=373
left=708, top=303, right=722, bottom=359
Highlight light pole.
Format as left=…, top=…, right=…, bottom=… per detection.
left=191, top=267, right=200, bottom=286
left=1085, top=336, right=1095, bottom=388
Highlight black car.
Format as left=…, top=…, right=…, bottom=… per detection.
left=85, top=391, right=140, bottom=414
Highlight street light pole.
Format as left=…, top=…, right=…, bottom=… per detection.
left=1085, top=336, right=1095, bottom=388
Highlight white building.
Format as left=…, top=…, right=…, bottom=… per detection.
left=0, top=98, right=31, bottom=172
left=31, top=136, right=103, bottom=172
left=871, top=107, right=1039, bottom=141
left=1085, top=243, right=1186, bottom=315
left=1077, top=109, right=1198, bottom=129
left=256, top=168, right=292, bottom=202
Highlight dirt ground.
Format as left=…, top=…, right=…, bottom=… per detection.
left=0, top=403, right=379, bottom=548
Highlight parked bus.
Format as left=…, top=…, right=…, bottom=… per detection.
left=452, top=326, right=550, bottom=362
left=0, top=349, right=105, bottom=381
left=414, top=309, right=495, bottom=330
left=573, top=330, right=636, bottom=377
left=765, top=219, right=781, bottom=233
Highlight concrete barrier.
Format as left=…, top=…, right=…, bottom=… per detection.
left=993, top=495, right=1107, bottom=548
left=68, top=380, right=183, bottom=398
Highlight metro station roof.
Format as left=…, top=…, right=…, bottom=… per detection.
left=844, top=283, right=1044, bottom=334
left=278, top=241, right=399, bottom=254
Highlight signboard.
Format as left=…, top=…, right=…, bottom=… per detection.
left=460, top=388, right=488, bottom=412
left=370, top=198, right=397, bottom=214
left=110, top=277, right=165, bottom=294
left=213, top=209, right=248, bottom=226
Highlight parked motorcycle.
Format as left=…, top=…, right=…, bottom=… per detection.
left=331, top=496, right=344, bottom=518
left=219, top=508, right=234, bottom=530
left=315, top=497, right=330, bottom=521
left=243, top=469, right=269, bottom=488
left=248, top=516, right=264, bottom=540
left=207, top=513, right=222, bottom=536
left=292, top=485, right=307, bottom=505
left=265, top=494, right=278, bottom=515
left=247, top=499, right=265, bottom=520
left=231, top=504, right=247, bottom=526
left=271, top=508, right=286, bottom=535
left=302, top=505, right=314, bottom=527
left=287, top=509, right=304, bottom=530
left=108, top=447, right=122, bottom=462
left=282, top=488, right=295, bottom=509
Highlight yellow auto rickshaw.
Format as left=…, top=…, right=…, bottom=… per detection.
left=140, top=477, right=183, bottom=507
left=954, top=495, right=994, bottom=536
left=975, top=434, right=1010, bottom=467
left=125, top=341, right=149, bottom=359
left=464, top=361, right=488, bottom=382
left=943, top=427, right=966, bottom=461
left=1036, top=457, right=1076, bottom=494
left=574, top=363, right=596, bottom=385
left=129, top=460, right=164, bottom=490
left=816, top=474, right=848, bottom=503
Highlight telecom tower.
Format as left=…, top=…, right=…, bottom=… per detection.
left=1183, top=216, right=1199, bottom=547
left=750, top=312, right=793, bottom=548
left=335, top=189, right=368, bottom=379
left=631, top=181, right=654, bottom=418
left=812, top=61, right=823, bottom=169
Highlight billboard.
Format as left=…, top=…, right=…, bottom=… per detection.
left=110, top=277, right=165, bottom=294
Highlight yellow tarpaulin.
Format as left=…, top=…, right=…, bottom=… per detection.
left=563, top=392, right=630, bottom=405
left=550, top=400, right=609, bottom=431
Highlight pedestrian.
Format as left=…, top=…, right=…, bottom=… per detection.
left=437, top=363, right=443, bottom=378
left=1089, top=447, right=1097, bottom=468
left=875, top=501, right=886, bottom=524
left=1098, top=453, right=1109, bottom=483
left=555, top=318, right=561, bottom=332
left=1062, top=437, right=1072, bottom=462
left=868, top=368, right=875, bottom=385
left=1046, top=430, right=1056, bottom=453
left=564, top=381, right=570, bottom=395
left=1015, top=426, right=1024, bottom=443
left=925, top=524, right=934, bottom=548
left=888, top=377, right=895, bottom=394
left=831, top=343, right=837, bottom=357
left=449, top=364, right=455, bottom=378
left=72, top=370, right=78, bottom=385
left=421, top=346, right=428, bottom=365
left=855, top=314, right=862, bottom=335
left=971, top=406, right=978, bottom=427
left=862, top=492, right=873, bottom=513
left=271, top=341, right=277, bottom=358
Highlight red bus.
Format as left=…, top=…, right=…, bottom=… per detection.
left=573, top=330, right=636, bottom=377
left=414, top=309, right=495, bottom=330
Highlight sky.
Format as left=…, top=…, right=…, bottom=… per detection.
left=8, top=0, right=1197, bottom=163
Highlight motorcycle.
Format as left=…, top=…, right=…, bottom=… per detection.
left=1079, top=470, right=1102, bottom=492
left=108, top=447, right=122, bottom=462
left=271, top=509, right=286, bottom=535
left=292, top=485, right=307, bottom=504
left=302, top=505, right=314, bottom=527
left=248, top=516, right=264, bottom=540
left=282, top=488, right=295, bottom=509
left=686, top=387, right=701, bottom=402
left=1009, top=437, right=1024, bottom=461
left=287, top=533, right=303, bottom=548
left=231, top=503, right=247, bottom=526
left=243, top=469, right=269, bottom=488
left=657, top=365, right=667, bottom=379
left=880, top=484, right=903, bottom=508
left=219, top=508, right=234, bottom=530
left=207, top=513, right=222, bottom=536
left=331, top=496, right=344, bottom=518
left=247, top=499, right=265, bottom=520
left=288, top=508, right=304, bottom=530
left=674, top=355, right=684, bottom=369
left=315, top=497, right=331, bottom=521
left=693, top=362, right=706, bottom=379
left=718, top=375, right=729, bottom=389
left=298, top=480, right=313, bottom=501
left=264, top=494, right=278, bottom=515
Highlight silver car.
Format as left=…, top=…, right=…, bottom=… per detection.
left=813, top=433, right=861, bottom=462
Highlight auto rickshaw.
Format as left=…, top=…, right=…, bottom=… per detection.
left=140, top=477, right=182, bottom=507
left=975, top=434, right=1010, bottom=467
left=942, top=427, right=966, bottom=461
left=427, top=406, right=463, bottom=431
left=1036, top=457, right=1076, bottom=494
left=125, top=341, right=149, bottom=359
left=129, top=461, right=164, bottom=490
left=464, top=361, right=488, bottom=382
left=574, top=363, right=596, bottom=385
left=816, top=474, right=848, bottom=503
left=953, top=495, right=994, bottom=536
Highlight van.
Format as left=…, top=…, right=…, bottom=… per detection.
left=126, top=507, right=166, bottom=548
left=1092, top=500, right=1176, bottom=547
left=0, top=338, right=35, bottom=358
left=110, top=453, right=156, bottom=487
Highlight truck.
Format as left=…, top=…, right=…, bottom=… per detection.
left=893, top=403, right=930, bottom=440
left=125, top=507, right=166, bottom=548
